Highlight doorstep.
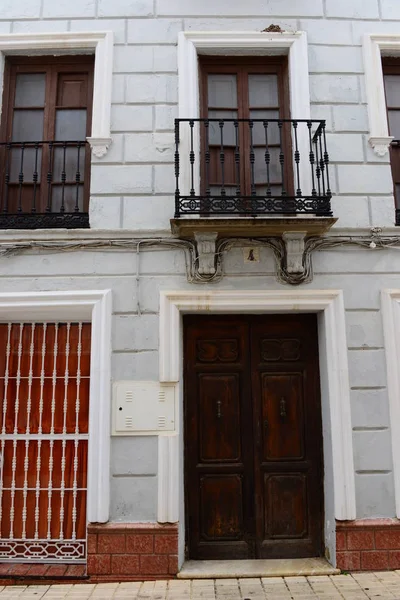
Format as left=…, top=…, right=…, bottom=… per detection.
left=177, top=558, right=339, bottom=579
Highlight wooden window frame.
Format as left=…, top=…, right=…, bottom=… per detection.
left=0, top=55, right=94, bottom=215
left=199, top=56, right=293, bottom=198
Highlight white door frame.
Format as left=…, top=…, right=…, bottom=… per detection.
left=381, top=289, right=400, bottom=518
left=158, top=289, right=356, bottom=566
left=0, top=290, right=112, bottom=523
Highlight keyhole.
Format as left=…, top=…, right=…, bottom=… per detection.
left=248, top=249, right=255, bottom=261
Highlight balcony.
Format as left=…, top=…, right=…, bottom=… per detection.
left=0, top=141, right=89, bottom=229
left=171, top=118, right=336, bottom=238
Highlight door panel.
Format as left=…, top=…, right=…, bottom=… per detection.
left=252, top=314, right=323, bottom=558
left=200, top=475, right=244, bottom=540
left=265, top=474, right=307, bottom=538
left=184, top=314, right=323, bottom=560
left=184, top=316, right=254, bottom=559
left=262, top=373, right=304, bottom=461
left=199, top=374, right=241, bottom=462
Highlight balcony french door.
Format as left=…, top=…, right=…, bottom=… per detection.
left=200, top=56, right=293, bottom=199
left=0, top=56, right=93, bottom=229
left=0, top=322, right=91, bottom=562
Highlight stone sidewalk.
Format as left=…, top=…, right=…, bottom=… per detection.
left=1, top=573, right=400, bottom=599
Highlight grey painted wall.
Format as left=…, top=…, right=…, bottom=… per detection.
left=1, top=241, right=399, bottom=519
left=1, top=0, right=400, bottom=521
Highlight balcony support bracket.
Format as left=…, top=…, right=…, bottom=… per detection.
left=282, top=231, right=307, bottom=274
left=194, top=232, right=218, bottom=276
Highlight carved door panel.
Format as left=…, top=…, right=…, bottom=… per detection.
left=183, top=316, right=255, bottom=559
left=251, top=314, right=323, bottom=558
left=184, top=314, right=323, bottom=560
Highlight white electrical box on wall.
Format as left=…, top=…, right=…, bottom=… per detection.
left=112, top=381, right=176, bottom=435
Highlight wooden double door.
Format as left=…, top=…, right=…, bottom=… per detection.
left=184, top=314, right=324, bottom=560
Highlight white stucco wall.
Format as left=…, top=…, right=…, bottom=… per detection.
left=0, top=0, right=400, bottom=523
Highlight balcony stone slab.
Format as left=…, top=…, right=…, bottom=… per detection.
left=170, top=217, right=337, bottom=238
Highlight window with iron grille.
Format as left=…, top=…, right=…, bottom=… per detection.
left=0, top=56, right=94, bottom=229
left=383, top=58, right=400, bottom=224
left=174, top=56, right=332, bottom=218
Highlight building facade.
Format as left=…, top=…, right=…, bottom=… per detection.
left=1, top=0, right=400, bottom=581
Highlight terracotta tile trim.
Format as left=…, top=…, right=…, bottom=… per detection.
left=336, top=518, right=400, bottom=571
left=87, top=522, right=179, bottom=581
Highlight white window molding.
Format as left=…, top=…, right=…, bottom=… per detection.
left=0, top=289, right=112, bottom=523
left=362, top=34, right=400, bottom=157
left=158, top=289, right=356, bottom=556
left=381, top=289, right=400, bottom=518
left=177, top=31, right=313, bottom=198
left=0, top=32, right=113, bottom=157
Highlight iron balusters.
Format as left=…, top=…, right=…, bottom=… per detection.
left=0, top=140, right=89, bottom=229
left=174, top=118, right=332, bottom=217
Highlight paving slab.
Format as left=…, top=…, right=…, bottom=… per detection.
left=1, top=573, right=400, bottom=600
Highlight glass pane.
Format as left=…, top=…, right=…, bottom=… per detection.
left=55, top=109, right=87, bottom=141
left=254, top=147, right=282, bottom=184
left=250, top=110, right=280, bottom=145
left=12, top=110, right=44, bottom=142
left=256, top=184, right=283, bottom=197
left=9, top=147, right=42, bottom=183
left=53, top=146, right=86, bottom=182
left=388, top=111, right=400, bottom=138
left=51, top=184, right=84, bottom=213
left=384, top=75, right=400, bottom=108
left=248, top=74, right=279, bottom=108
left=208, top=74, right=238, bottom=108
left=15, top=74, right=46, bottom=108
left=210, top=185, right=238, bottom=197
left=208, top=110, right=238, bottom=146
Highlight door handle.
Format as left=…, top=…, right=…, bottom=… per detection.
left=280, top=397, right=287, bottom=419
left=216, top=399, right=222, bottom=419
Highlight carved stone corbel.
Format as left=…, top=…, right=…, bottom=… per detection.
left=282, top=232, right=306, bottom=274
left=194, top=232, right=218, bottom=275
left=87, top=137, right=112, bottom=158
left=368, top=136, right=393, bottom=157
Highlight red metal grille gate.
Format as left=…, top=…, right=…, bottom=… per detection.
left=0, top=323, right=91, bottom=562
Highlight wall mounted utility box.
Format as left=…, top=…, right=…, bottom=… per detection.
left=112, top=381, right=176, bottom=435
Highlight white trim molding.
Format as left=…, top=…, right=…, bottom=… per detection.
left=158, top=289, right=356, bottom=532
left=0, top=32, right=113, bottom=157
left=363, top=34, right=400, bottom=156
left=0, top=290, right=112, bottom=523
left=158, top=434, right=179, bottom=523
left=177, top=31, right=313, bottom=197
left=381, top=289, right=400, bottom=518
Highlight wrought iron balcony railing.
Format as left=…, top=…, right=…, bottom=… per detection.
left=174, top=118, right=332, bottom=218
left=0, top=141, right=90, bottom=229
